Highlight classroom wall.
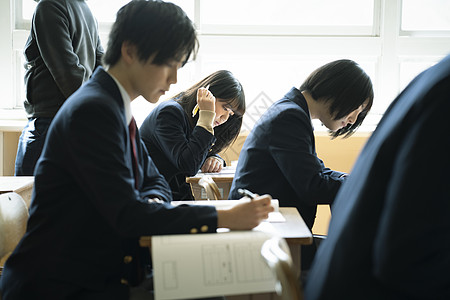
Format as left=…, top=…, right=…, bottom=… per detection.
left=1, top=131, right=20, bottom=176
left=219, top=131, right=371, bottom=235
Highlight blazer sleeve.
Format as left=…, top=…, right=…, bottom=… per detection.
left=320, top=160, right=346, bottom=179
left=137, top=139, right=172, bottom=202
left=268, top=108, right=344, bottom=206
left=65, top=97, right=217, bottom=237
left=152, top=105, right=216, bottom=176
left=33, top=1, right=87, bottom=98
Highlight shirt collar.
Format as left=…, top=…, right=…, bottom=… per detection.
left=107, top=72, right=133, bottom=125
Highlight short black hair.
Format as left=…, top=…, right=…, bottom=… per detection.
left=175, top=70, right=246, bottom=154
left=103, top=0, right=198, bottom=67
left=300, top=59, right=374, bottom=138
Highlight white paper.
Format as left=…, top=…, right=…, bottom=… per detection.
left=152, top=231, right=277, bottom=300
left=197, top=166, right=236, bottom=176
left=171, top=199, right=286, bottom=223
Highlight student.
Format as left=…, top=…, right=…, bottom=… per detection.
left=140, top=70, right=245, bottom=200
left=229, top=59, right=374, bottom=271
left=15, top=0, right=104, bottom=176
left=304, top=55, right=450, bottom=300
left=0, top=1, right=273, bottom=299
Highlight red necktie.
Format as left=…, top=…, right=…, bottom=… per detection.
left=128, top=117, right=139, bottom=189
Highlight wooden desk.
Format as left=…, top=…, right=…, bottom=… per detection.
left=186, top=166, right=235, bottom=200
left=0, top=176, right=34, bottom=207
left=140, top=207, right=312, bottom=247
left=140, top=207, right=312, bottom=300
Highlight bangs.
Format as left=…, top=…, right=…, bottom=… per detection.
left=222, top=96, right=245, bottom=117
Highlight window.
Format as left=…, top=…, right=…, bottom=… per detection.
left=199, top=0, right=375, bottom=36
left=2, top=0, right=450, bottom=133
left=401, top=0, right=450, bottom=33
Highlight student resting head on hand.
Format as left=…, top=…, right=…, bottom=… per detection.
left=140, top=70, right=245, bottom=200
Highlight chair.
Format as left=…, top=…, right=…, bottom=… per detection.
left=261, top=237, right=303, bottom=300
left=197, top=175, right=221, bottom=200
left=0, top=192, right=29, bottom=277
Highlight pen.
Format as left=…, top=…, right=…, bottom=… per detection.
left=192, top=84, right=210, bottom=117
left=237, top=188, right=257, bottom=200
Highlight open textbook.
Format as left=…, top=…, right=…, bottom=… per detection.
left=171, top=199, right=286, bottom=223
left=152, top=231, right=278, bottom=300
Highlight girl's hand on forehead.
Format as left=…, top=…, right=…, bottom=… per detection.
left=196, top=85, right=216, bottom=112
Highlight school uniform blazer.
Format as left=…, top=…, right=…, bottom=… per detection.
left=229, top=88, right=345, bottom=229
left=305, top=55, right=450, bottom=300
left=1, top=67, right=217, bottom=300
left=140, top=100, right=216, bottom=200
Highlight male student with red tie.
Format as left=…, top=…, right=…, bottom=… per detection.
left=0, top=1, right=273, bottom=299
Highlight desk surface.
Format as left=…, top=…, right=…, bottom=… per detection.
left=186, top=166, right=235, bottom=184
left=262, top=207, right=312, bottom=245
left=140, top=207, right=312, bottom=246
left=0, top=176, right=34, bottom=193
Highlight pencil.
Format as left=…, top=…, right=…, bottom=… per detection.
left=237, top=188, right=257, bottom=200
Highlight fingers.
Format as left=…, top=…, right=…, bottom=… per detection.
left=196, top=87, right=216, bottom=111
left=201, top=157, right=223, bottom=173
left=201, top=157, right=213, bottom=172
left=210, top=159, right=222, bottom=172
left=148, top=198, right=164, bottom=204
left=252, top=195, right=274, bottom=219
left=217, top=194, right=275, bottom=230
left=253, top=194, right=273, bottom=206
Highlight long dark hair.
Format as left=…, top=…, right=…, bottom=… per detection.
left=175, top=70, right=245, bottom=154
left=300, top=59, right=374, bottom=138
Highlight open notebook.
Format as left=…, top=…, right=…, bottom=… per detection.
left=152, top=231, right=278, bottom=300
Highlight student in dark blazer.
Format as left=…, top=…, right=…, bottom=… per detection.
left=0, top=2, right=273, bottom=299
left=304, top=54, right=450, bottom=300
left=229, top=59, right=374, bottom=271
left=140, top=70, right=245, bottom=200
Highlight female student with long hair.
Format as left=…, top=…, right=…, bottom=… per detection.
left=140, top=70, right=245, bottom=200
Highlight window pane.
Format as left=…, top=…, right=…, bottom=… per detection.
left=201, top=0, right=374, bottom=27
left=88, top=0, right=194, bottom=23
left=21, top=0, right=194, bottom=23
left=399, top=59, right=439, bottom=90
left=22, top=1, right=36, bottom=20
left=15, top=50, right=26, bottom=108
left=402, top=0, right=450, bottom=31
left=87, top=0, right=130, bottom=23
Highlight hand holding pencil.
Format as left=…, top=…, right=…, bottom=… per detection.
left=192, top=84, right=215, bottom=117
left=217, top=193, right=274, bottom=229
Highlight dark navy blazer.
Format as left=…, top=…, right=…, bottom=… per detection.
left=229, top=88, right=345, bottom=230
left=305, top=55, right=450, bottom=300
left=140, top=100, right=216, bottom=200
left=1, top=68, right=217, bottom=299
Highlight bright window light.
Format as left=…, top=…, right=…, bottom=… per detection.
left=401, top=0, right=450, bottom=31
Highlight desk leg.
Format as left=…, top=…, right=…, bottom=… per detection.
left=289, top=244, right=301, bottom=279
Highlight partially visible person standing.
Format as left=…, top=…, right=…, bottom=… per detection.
left=15, top=0, right=103, bottom=175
